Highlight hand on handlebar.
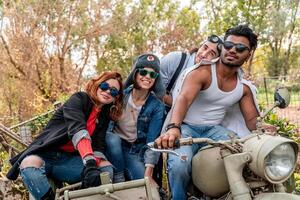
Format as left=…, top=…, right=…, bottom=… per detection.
left=154, top=128, right=181, bottom=149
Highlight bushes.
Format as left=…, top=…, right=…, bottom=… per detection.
left=0, top=151, right=10, bottom=174
left=296, top=173, right=300, bottom=195
left=265, top=112, right=300, bottom=143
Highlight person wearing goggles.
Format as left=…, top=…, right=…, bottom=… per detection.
left=7, top=71, right=124, bottom=200
left=105, top=53, right=165, bottom=187
left=155, top=25, right=260, bottom=200
left=160, top=34, right=223, bottom=108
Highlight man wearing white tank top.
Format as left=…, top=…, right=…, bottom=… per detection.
left=155, top=25, right=260, bottom=200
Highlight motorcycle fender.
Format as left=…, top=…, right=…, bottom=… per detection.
left=192, top=146, right=229, bottom=197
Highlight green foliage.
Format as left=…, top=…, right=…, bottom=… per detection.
left=27, top=113, right=53, bottom=137
left=204, top=0, right=300, bottom=76
left=176, top=7, right=200, bottom=37
left=25, top=94, right=69, bottom=137
left=0, top=151, right=10, bottom=174
left=264, top=112, right=297, bottom=140
left=94, top=0, right=205, bottom=75
left=295, top=173, right=300, bottom=195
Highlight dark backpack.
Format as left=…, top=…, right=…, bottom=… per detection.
left=166, top=52, right=187, bottom=94
left=164, top=52, right=187, bottom=113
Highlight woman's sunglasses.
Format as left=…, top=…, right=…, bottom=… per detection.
left=223, top=41, right=250, bottom=53
left=137, top=68, right=159, bottom=79
left=98, top=82, right=120, bottom=97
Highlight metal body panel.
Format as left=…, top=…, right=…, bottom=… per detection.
left=192, top=146, right=229, bottom=197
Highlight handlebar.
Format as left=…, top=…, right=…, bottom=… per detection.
left=147, top=137, right=216, bottom=149
left=148, top=135, right=258, bottom=160
left=147, top=138, right=218, bottom=161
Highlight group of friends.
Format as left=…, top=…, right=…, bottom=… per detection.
left=6, top=24, right=260, bottom=200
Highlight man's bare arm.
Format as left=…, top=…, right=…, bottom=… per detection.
left=169, top=70, right=204, bottom=124
left=163, top=94, right=173, bottom=106
left=239, top=84, right=259, bottom=130
left=155, top=68, right=209, bottom=148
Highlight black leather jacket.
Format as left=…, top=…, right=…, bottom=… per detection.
left=7, top=92, right=111, bottom=180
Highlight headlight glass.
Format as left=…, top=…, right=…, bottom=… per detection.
left=265, top=143, right=296, bottom=181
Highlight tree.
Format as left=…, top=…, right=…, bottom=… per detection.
left=203, top=0, right=300, bottom=77
left=0, top=0, right=204, bottom=122
left=94, top=0, right=203, bottom=74
left=0, top=0, right=113, bottom=120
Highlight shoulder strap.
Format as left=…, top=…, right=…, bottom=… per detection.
left=166, top=52, right=187, bottom=93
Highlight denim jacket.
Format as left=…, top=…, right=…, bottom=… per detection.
left=107, top=86, right=165, bottom=166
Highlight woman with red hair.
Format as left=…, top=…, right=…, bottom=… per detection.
left=7, top=71, right=123, bottom=200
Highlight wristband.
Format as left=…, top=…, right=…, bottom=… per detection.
left=83, top=155, right=96, bottom=165
left=165, top=123, right=181, bottom=132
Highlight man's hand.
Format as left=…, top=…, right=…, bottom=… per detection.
left=155, top=128, right=181, bottom=149
left=261, top=123, right=277, bottom=135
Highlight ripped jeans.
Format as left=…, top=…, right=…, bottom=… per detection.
left=167, top=124, right=233, bottom=200
left=20, top=151, right=113, bottom=200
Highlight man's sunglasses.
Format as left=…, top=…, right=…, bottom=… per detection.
left=98, top=82, right=120, bottom=97
left=207, top=34, right=222, bottom=44
left=223, top=41, right=250, bottom=53
left=137, top=68, right=159, bottom=79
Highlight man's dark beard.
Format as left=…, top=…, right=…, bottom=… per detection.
left=221, top=57, right=243, bottom=68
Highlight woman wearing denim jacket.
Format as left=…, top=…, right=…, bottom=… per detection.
left=106, top=53, right=165, bottom=185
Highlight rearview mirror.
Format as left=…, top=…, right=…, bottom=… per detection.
left=274, top=87, right=290, bottom=108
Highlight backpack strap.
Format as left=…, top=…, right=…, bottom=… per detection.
left=166, top=52, right=187, bottom=93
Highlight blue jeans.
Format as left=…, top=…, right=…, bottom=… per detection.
left=167, top=124, right=232, bottom=200
left=106, top=132, right=145, bottom=182
left=20, top=151, right=113, bottom=200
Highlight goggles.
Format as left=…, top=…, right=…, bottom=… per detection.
left=207, top=34, right=222, bottom=44
left=223, top=41, right=250, bottom=53
left=137, top=68, right=159, bottom=79
left=98, top=82, right=120, bottom=97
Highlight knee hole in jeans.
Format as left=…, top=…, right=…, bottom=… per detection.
left=20, top=155, right=44, bottom=169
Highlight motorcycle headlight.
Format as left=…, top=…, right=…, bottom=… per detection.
left=265, top=143, right=296, bottom=181
left=243, top=135, right=298, bottom=184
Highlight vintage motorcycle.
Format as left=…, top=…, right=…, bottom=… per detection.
left=148, top=86, right=300, bottom=200
left=53, top=87, right=299, bottom=200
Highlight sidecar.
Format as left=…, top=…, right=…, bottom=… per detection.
left=51, top=177, right=160, bottom=200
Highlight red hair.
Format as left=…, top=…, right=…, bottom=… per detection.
left=85, top=71, right=123, bottom=121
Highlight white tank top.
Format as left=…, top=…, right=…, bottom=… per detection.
left=183, top=63, right=243, bottom=125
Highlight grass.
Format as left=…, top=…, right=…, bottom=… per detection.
left=257, top=88, right=300, bottom=106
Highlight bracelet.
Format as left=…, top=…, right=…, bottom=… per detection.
left=165, top=123, right=181, bottom=132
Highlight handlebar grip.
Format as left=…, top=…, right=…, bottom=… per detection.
left=152, top=140, right=180, bottom=149
left=174, top=139, right=180, bottom=148
left=153, top=142, right=158, bottom=149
